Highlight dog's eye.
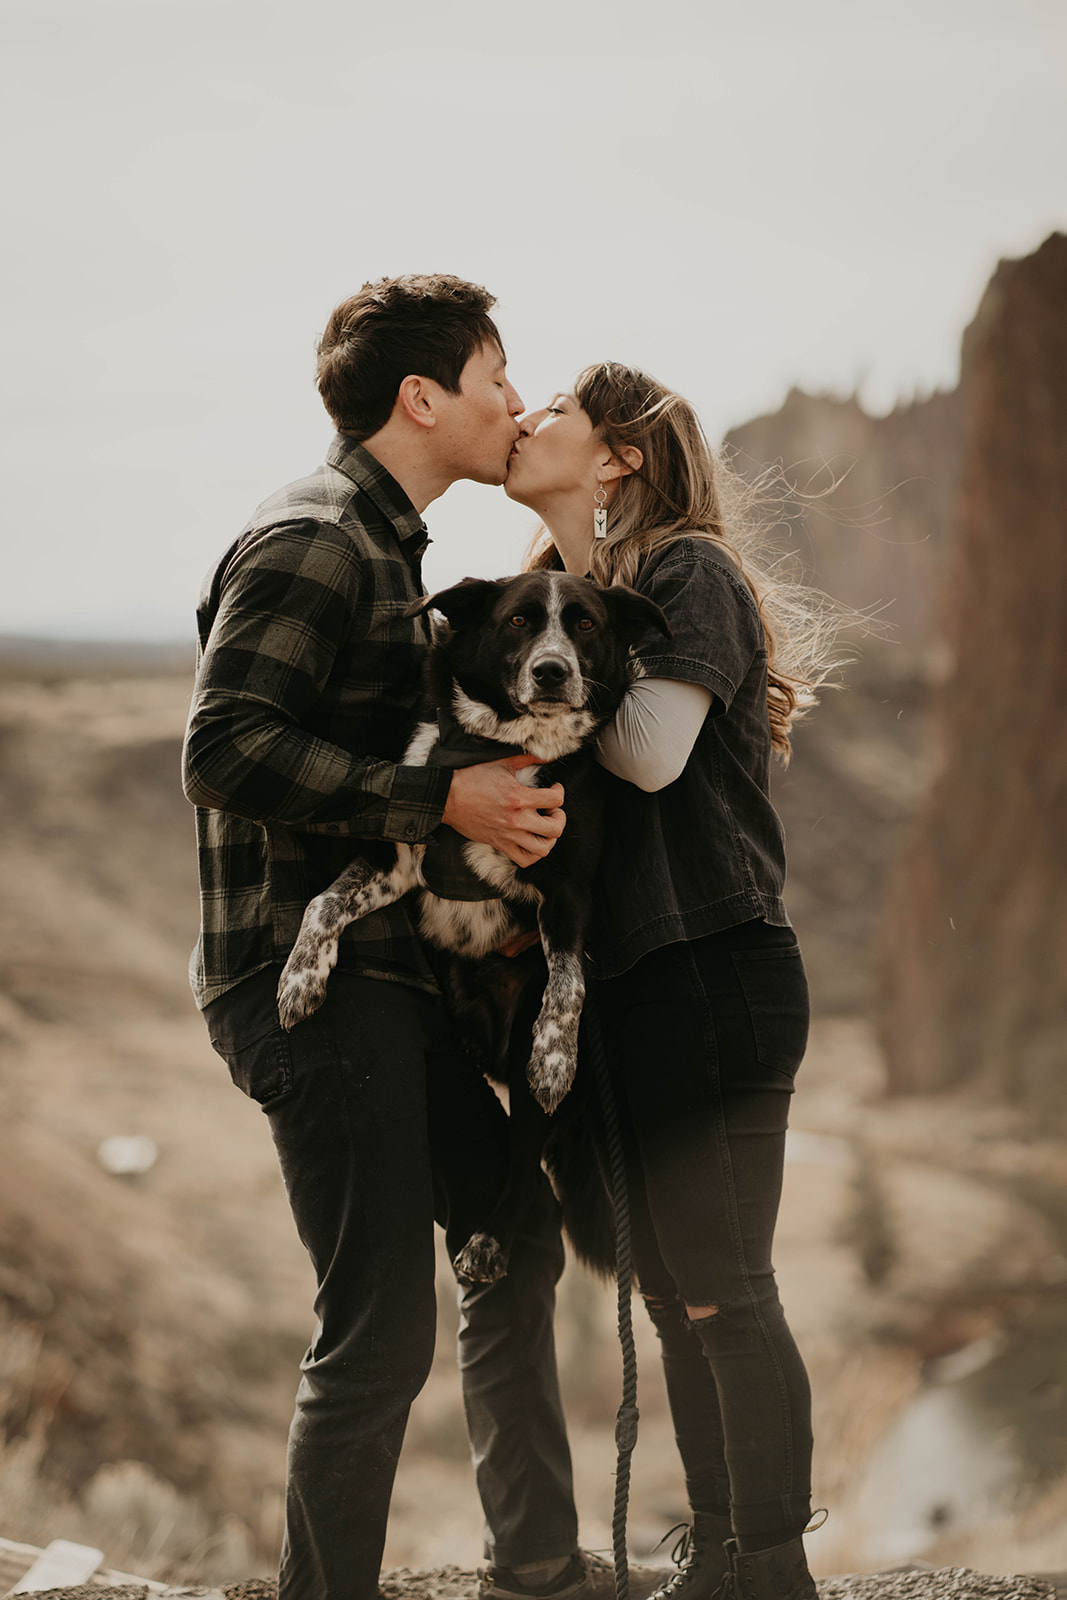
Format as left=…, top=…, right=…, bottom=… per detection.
left=509, top=615, right=527, bottom=629
left=578, top=617, right=596, bottom=631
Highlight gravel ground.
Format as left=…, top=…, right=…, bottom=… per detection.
left=818, top=1573, right=1056, bottom=1600
left=244, top=1567, right=1059, bottom=1600
left=14, top=1569, right=1060, bottom=1600
left=10, top=1590, right=151, bottom=1600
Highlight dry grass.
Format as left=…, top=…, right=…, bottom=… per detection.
left=0, top=1315, right=261, bottom=1584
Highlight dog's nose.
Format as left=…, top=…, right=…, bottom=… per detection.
left=531, top=656, right=571, bottom=687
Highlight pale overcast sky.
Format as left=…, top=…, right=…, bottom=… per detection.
left=2, top=0, right=1064, bottom=639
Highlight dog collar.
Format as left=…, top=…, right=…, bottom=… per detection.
left=427, top=706, right=526, bottom=770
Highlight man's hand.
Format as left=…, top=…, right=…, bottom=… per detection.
left=442, top=754, right=566, bottom=868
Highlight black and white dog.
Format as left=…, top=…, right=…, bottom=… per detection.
left=276, top=569, right=669, bottom=1278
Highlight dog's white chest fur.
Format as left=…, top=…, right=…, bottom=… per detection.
left=402, top=717, right=542, bottom=957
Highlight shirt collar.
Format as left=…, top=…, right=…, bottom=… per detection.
left=326, top=433, right=430, bottom=558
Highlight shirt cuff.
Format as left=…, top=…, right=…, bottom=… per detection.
left=633, top=650, right=739, bottom=706
left=382, top=760, right=453, bottom=842
left=300, top=762, right=452, bottom=842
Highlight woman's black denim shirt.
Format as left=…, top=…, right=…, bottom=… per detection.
left=592, top=536, right=791, bottom=979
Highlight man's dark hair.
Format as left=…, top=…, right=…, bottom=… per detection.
left=316, top=273, right=503, bottom=440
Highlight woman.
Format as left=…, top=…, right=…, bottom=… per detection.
left=504, top=365, right=834, bottom=1600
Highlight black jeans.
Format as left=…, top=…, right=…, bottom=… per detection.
left=597, top=919, right=813, bottom=1551
left=204, top=966, right=577, bottom=1600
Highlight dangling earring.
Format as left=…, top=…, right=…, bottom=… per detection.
left=593, top=484, right=608, bottom=539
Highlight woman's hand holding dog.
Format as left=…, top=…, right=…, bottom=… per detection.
left=443, top=755, right=566, bottom=868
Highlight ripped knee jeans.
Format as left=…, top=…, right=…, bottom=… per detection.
left=596, top=920, right=814, bottom=1549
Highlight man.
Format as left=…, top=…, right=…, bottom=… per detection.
left=182, top=275, right=592, bottom=1600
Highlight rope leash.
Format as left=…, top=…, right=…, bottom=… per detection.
left=585, top=1000, right=639, bottom=1600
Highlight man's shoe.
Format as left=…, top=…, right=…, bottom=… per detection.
left=479, top=1551, right=667, bottom=1600
left=479, top=1554, right=590, bottom=1600
left=578, top=1548, right=670, bottom=1600
left=643, top=1516, right=734, bottom=1600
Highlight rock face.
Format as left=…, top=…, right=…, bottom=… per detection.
left=877, top=234, right=1067, bottom=1102
left=725, top=383, right=963, bottom=1013
left=726, top=384, right=962, bottom=676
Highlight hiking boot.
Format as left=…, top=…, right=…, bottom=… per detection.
left=722, top=1535, right=817, bottom=1600
left=644, top=1516, right=734, bottom=1600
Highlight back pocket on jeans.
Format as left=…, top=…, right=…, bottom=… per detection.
left=206, top=976, right=294, bottom=1110
left=217, top=1026, right=293, bottom=1109
left=730, top=946, right=810, bottom=1080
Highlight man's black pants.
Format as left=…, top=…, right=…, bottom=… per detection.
left=205, top=966, right=578, bottom=1600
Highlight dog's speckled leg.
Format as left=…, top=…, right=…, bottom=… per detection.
left=277, top=858, right=412, bottom=1028
left=527, top=946, right=584, bottom=1113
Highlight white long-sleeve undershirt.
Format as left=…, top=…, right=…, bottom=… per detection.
left=596, top=677, right=715, bottom=793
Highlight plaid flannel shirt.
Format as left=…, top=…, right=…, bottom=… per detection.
left=182, top=435, right=453, bottom=1009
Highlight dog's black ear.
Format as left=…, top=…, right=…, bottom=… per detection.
left=404, top=578, right=507, bottom=627
left=601, top=585, right=673, bottom=644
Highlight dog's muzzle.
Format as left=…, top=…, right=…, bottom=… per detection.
left=531, top=655, right=572, bottom=690
left=516, top=643, right=585, bottom=714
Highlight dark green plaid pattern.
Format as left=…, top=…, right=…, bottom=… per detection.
left=183, top=436, right=453, bottom=1009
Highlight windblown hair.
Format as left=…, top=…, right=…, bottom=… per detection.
left=527, top=362, right=851, bottom=760
left=316, top=273, right=502, bottom=441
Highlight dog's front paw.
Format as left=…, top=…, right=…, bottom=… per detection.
left=277, top=957, right=329, bottom=1030
left=453, top=1233, right=509, bottom=1283
left=527, top=1039, right=577, bottom=1115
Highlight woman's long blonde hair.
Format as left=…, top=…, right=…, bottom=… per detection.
left=525, top=362, right=850, bottom=761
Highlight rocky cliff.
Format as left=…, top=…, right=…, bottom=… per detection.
left=725, top=380, right=963, bottom=1011
left=726, top=383, right=962, bottom=676
left=877, top=233, right=1067, bottom=1102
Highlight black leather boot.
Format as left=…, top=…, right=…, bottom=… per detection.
left=646, top=1514, right=735, bottom=1600
left=723, top=1535, right=817, bottom=1600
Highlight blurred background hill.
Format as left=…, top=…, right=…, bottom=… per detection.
left=0, top=235, right=1065, bottom=1586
